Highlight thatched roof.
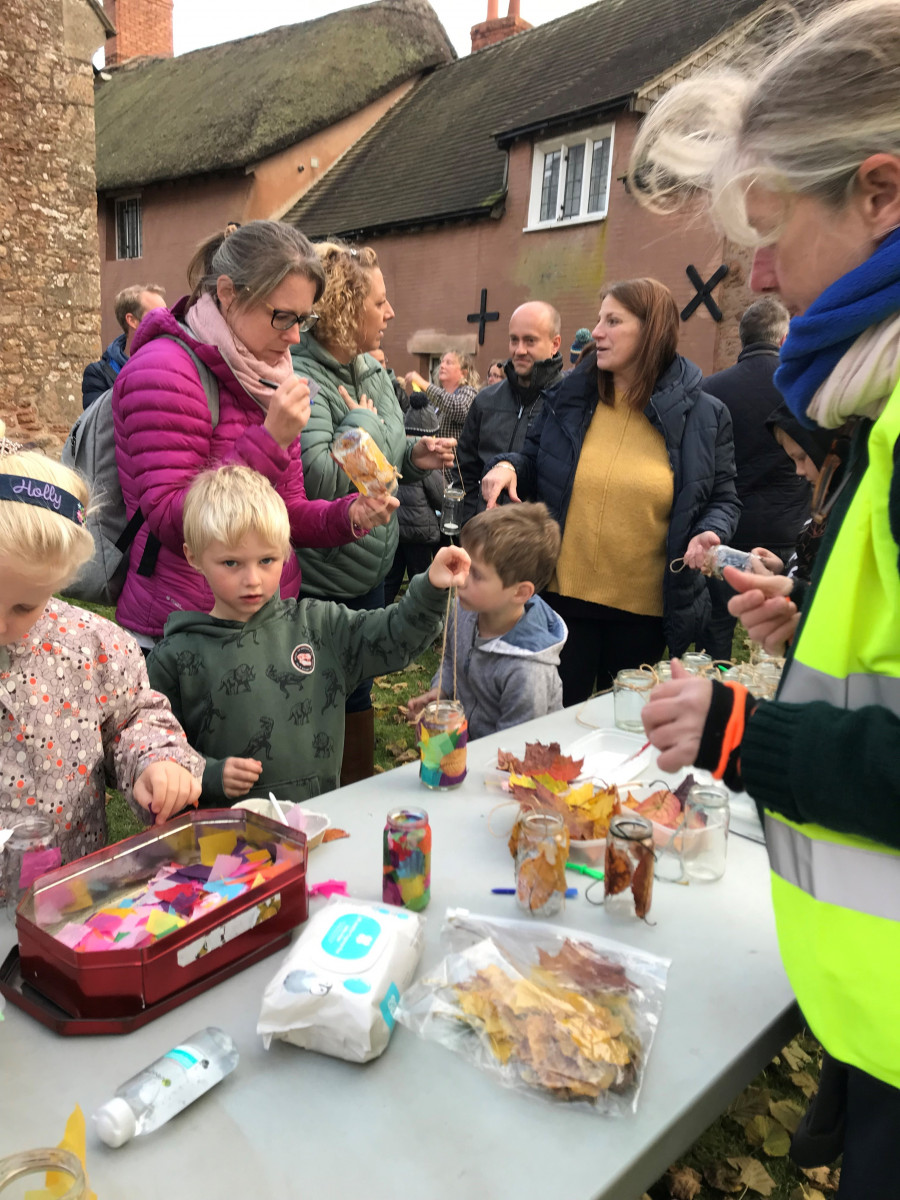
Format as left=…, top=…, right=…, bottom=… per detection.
left=94, top=0, right=455, bottom=191
left=283, top=0, right=769, bottom=238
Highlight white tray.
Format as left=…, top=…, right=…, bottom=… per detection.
left=563, top=728, right=654, bottom=785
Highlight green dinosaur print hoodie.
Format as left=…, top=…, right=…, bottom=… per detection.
left=147, top=573, right=447, bottom=804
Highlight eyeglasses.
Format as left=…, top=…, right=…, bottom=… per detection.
left=262, top=301, right=319, bottom=333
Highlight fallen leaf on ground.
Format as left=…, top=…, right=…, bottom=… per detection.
left=729, top=1086, right=773, bottom=1124
left=703, top=1161, right=743, bottom=1193
left=790, top=1070, right=818, bottom=1098
left=666, top=1164, right=702, bottom=1198
left=727, top=1155, right=776, bottom=1196
left=801, top=1166, right=840, bottom=1191
left=790, top=1188, right=827, bottom=1200
left=769, top=1097, right=804, bottom=1134
left=782, top=1039, right=812, bottom=1071
left=762, top=1121, right=791, bottom=1156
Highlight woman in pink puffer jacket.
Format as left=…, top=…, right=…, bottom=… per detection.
left=112, top=220, right=396, bottom=644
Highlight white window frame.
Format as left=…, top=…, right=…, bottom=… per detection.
left=115, top=195, right=143, bottom=260
left=524, top=122, right=615, bottom=233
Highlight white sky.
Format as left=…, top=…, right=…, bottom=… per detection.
left=173, top=0, right=590, bottom=58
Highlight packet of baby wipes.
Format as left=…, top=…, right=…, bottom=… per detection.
left=257, top=896, right=424, bottom=1062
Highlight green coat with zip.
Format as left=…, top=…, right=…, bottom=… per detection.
left=291, top=335, right=427, bottom=599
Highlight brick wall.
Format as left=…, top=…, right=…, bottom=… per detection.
left=105, top=0, right=173, bottom=66
left=366, top=112, right=747, bottom=382
left=0, top=0, right=107, bottom=448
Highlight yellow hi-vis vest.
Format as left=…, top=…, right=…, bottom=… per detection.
left=770, top=376, right=900, bottom=1088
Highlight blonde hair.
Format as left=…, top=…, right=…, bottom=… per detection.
left=460, top=503, right=561, bottom=593
left=0, top=452, right=93, bottom=582
left=183, top=465, right=291, bottom=559
left=628, top=0, right=900, bottom=243
left=442, top=351, right=481, bottom=391
left=310, top=240, right=380, bottom=354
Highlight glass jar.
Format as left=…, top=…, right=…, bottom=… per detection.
left=513, top=811, right=569, bottom=916
left=613, top=668, right=654, bottom=733
left=654, top=660, right=672, bottom=683
left=417, top=699, right=468, bottom=789
left=382, top=808, right=431, bottom=911
left=439, top=483, right=465, bottom=537
left=681, top=651, right=713, bottom=675
left=683, top=783, right=730, bottom=882
left=604, top=814, right=654, bottom=919
left=0, top=1148, right=86, bottom=1198
left=1, top=816, right=59, bottom=920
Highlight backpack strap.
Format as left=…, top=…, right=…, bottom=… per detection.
left=125, top=331, right=223, bottom=576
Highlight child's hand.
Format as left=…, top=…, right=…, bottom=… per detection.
left=134, top=761, right=201, bottom=825
left=411, top=437, right=456, bottom=471
left=222, top=757, right=263, bottom=798
left=407, top=687, right=438, bottom=723
left=262, top=375, right=313, bottom=448
left=641, top=659, right=713, bottom=772
left=339, top=386, right=378, bottom=414
left=725, top=565, right=797, bottom=654
left=428, top=545, right=470, bottom=589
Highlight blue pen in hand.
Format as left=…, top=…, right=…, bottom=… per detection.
left=492, top=887, right=577, bottom=898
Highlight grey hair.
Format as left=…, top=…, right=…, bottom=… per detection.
left=628, top=0, right=900, bottom=243
left=739, top=296, right=791, bottom=347
left=186, top=220, right=326, bottom=312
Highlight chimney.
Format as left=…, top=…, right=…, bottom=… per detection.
left=471, top=0, right=532, bottom=53
left=105, top=0, right=174, bottom=66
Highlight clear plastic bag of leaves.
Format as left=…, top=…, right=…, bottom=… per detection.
left=394, top=909, right=669, bottom=1115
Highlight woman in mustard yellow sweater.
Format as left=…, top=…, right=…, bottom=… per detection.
left=481, top=278, right=739, bottom=704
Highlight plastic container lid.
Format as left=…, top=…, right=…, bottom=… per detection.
left=92, top=1097, right=136, bottom=1148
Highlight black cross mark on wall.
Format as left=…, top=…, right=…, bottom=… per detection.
left=466, top=288, right=500, bottom=345
left=681, top=264, right=729, bottom=322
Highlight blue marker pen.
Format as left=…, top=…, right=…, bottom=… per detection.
left=491, top=887, right=577, bottom=898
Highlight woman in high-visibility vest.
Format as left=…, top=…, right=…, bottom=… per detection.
left=631, top=2, right=900, bottom=1196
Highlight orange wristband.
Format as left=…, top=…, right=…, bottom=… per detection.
left=713, top=681, right=748, bottom=779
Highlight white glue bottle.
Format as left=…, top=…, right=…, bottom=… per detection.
left=92, top=1027, right=238, bottom=1148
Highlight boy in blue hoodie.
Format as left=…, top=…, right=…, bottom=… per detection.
left=408, top=503, right=566, bottom=739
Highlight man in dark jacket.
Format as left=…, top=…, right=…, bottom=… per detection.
left=81, top=283, right=167, bottom=409
left=698, top=297, right=808, bottom=658
left=457, top=301, right=563, bottom=524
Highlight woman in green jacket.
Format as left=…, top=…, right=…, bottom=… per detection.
left=291, top=241, right=455, bottom=783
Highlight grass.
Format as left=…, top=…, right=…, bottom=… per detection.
left=97, top=595, right=823, bottom=1199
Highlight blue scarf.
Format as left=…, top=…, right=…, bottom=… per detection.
left=775, top=227, right=900, bottom=428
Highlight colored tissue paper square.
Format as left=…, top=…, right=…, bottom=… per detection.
left=245, top=848, right=271, bottom=864
left=145, top=909, right=184, bottom=938
left=208, top=854, right=245, bottom=882
left=199, top=831, right=238, bottom=866
left=85, top=913, right=122, bottom=935
left=54, top=923, right=92, bottom=951
left=24, top=1104, right=97, bottom=1200
left=18, top=847, right=62, bottom=891
left=170, top=863, right=212, bottom=883
left=205, top=880, right=248, bottom=903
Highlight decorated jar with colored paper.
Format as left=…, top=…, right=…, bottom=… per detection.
left=383, top=808, right=431, bottom=911
left=416, top=699, right=467, bottom=789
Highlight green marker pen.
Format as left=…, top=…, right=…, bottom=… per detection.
left=566, top=861, right=604, bottom=881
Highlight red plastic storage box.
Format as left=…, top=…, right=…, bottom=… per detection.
left=2, top=808, right=307, bottom=1034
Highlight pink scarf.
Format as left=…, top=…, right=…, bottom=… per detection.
left=186, top=293, right=294, bottom=406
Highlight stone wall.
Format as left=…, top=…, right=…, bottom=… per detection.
left=0, top=0, right=107, bottom=448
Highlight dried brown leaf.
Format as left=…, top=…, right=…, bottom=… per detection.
left=790, top=1188, right=827, bottom=1200
left=769, top=1097, right=804, bottom=1134
left=781, top=1039, right=812, bottom=1071
left=631, top=843, right=654, bottom=919
left=702, top=1161, right=743, bottom=1193
left=801, top=1166, right=840, bottom=1191
left=744, top=1113, right=774, bottom=1148
left=729, top=1086, right=773, bottom=1125
left=666, top=1164, right=702, bottom=1199
left=604, top=845, right=632, bottom=895
left=790, top=1069, right=819, bottom=1098
left=727, top=1155, right=776, bottom=1196
left=536, top=939, right=632, bottom=993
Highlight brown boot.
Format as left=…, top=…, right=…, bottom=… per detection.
left=340, top=708, right=376, bottom=787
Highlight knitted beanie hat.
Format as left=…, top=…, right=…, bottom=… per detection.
left=569, top=327, right=592, bottom=363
